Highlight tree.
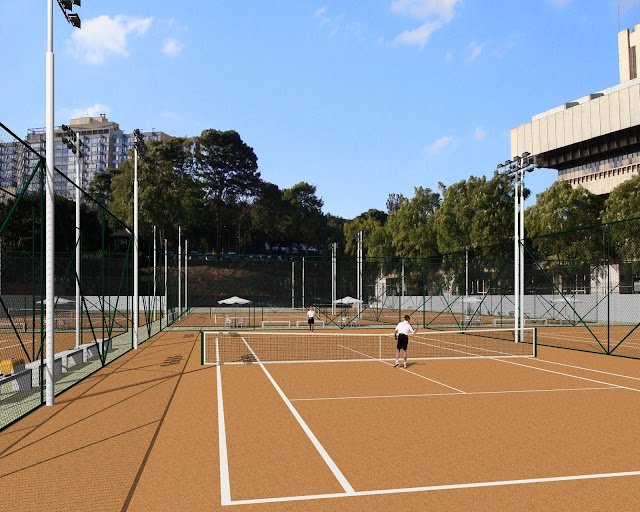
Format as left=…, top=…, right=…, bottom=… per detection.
left=109, top=137, right=204, bottom=243
left=386, top=187, right=440, bottom=258
left=343, top=209, right=388, bottom=256
left=602, top=175, right=640, bottom=261
left=282, top=182, right=326, bottom=246
left=86, top=167, right=122, bottom=208
left=386, top=193, right=405, bottom=214
left=193, top=129, right=260, bottom=251
left=435, top=172, right=517, bottom=254
left=525, top=180, right=604, bottom=264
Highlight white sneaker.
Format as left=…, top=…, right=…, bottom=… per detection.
left=403, top=363, right=407, bottom=368
left=393, top=362, right=399, bottom=368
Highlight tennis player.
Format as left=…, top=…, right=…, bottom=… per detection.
left=307, top=306, right=316, bottom=332
left=394, top=315, right=417, bottom=368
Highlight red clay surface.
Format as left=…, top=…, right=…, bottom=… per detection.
left=1, top=329, right=640, bottom=511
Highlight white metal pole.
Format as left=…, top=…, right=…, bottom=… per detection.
left=291, top=261, right=295, bottom=309
left=185, top=239, right=188, bottom=311
left=153, top=225, right=157, bottom=321
left=75, top=136, right=81, bottom=348
left=331, top=243, right=336, bottom=315
left=178, top=226, right=181, bottom=316
left=164, top=238, right=168, bottom=320
left=520, top=166, right=525, bottom=340
left=302, top=257, right=305, bottom=307
left=514, top=166, right=520, bottom=341
left=45, top=0, right=55, bottom=406
left=133, top=145, right=139, bottom=349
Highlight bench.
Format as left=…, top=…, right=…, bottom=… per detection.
left=492, top=318, right=547, bottom=326
left=0, top=321, right=27, bottom=332
left=79, top=338, right=109, bottom=362
left=0, top=367, right=33, bottom=399
left=296, top=320, right=325, bottom=328
left=261, top=320, right=291, bottom=328
left=25, top=357, right=63, bottom=387
left=464, top=315, right=482, bottom=326
left=340, top=317, right=359, bottom=327
left=58, top=347, right=85, bottom=371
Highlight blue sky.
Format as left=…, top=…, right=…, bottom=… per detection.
left=3, top=0, right=640, bottom=219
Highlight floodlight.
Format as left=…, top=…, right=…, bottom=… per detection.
left=59, top=0, right=73, bottom=10
left=68, top=13, right=81, bottom=28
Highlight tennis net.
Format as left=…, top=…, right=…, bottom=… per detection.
left=201, top=327, right=536, bottom=365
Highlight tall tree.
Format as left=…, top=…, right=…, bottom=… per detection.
left=525, top=180, right=604, bottom=262
left=386, top=187, right=440, bottom=258
left=435, top=172, right=517, bottom=254
left=343, top=209, right=388, bottom=256
left=193, top=129, right=260, bottom=251
left=602, top=175, right=640, bottom=261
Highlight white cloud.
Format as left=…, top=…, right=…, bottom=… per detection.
left=394, top=20, right=442, bottom=49
left=313, top=7, right=366, bottom=41
left=429, top=136, right=452, bottom=153
left=163, top=38, right=184, bottom=57
left=313, top=7, right=330, bottom=25
left=392, top=0, right=461, bottom=49
left=391, top=0, right=462, bottom=22
left=467, top=40, right=483, bottom=61
left=70, top=15, right=153, bottom=65
left=68, top=104, right=111, bottom=119
left=474, top=127, right=486, bottom=140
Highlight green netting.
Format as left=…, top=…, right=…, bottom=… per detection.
left=0, top=122, right=170, bottom=431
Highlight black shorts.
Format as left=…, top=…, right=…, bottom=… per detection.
left=396, top=333, right=408, bottom=351
left=308, top=317, right=314, bottom=324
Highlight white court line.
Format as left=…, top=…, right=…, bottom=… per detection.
left=491, top=357, right=640, bottom=393
left=240, top=336, right=355, bottom=495
left=534, top=358, right=640, bottom=382
left=227, top=470, right=640, bottom=506
left=215, top=338, right=232, bottom=506
left=289, top=386, right=618, bottom=402
left=337, top=344, right=466, bottom=394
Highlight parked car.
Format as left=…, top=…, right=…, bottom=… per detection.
left=204, top=252, right=215, bottom=261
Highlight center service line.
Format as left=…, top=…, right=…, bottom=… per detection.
left=240, top=336, right=355, bottom=495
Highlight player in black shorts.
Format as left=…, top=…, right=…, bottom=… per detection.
left=394, top=315, right=416, bottom=368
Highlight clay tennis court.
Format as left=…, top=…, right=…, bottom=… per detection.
left=1, top=327, right=640, bottom=511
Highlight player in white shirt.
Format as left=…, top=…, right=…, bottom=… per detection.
left=307, top=306, right=316, bottom=332
left=394, top=315, right=417, bottom=368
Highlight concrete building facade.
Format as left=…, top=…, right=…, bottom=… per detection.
left=511, top=23, right=640, bottom=196
left=1, top=115, right=170, bottom=199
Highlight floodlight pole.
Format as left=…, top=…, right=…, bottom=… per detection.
left=291, top=261, right=295, bottom=309
left=45, top=0, right=81, bottom=406
left=178, top=226, right=181, bottom=317
left=513, top=163, right=520, bottom=341
left=153, top=225, right=157, bottom=321
left=184, top=239, right=188, bottom=312
left=133, top=139, right=139, bottom=349
left=302, top=257, right=305, bottom=307
left=164, top=238, right=168, bottom=321
left=331, top=243, right=337, bottom=315
left=519, top=165, right=525, bottom=340
left=75, top=133, right=82, bottom=349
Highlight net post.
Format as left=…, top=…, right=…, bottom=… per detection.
left=201, top=331, right=204, bottom=365
left=379, top=335, right=381, bottom=360
left=533, top=327, right=537, bottom=357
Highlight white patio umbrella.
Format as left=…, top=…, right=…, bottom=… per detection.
left=332, top=296, right=363, bottom=305
left=218, top=296, right=251, bottom=305
left=37, top=297, right=73, bottom=305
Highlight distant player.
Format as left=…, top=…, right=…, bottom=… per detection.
left=394, top=315, right=417, bottom=368
left=307, top=306, right=316, bottom=332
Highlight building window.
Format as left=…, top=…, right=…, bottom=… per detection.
left=631, top=46, right=638, bottom=80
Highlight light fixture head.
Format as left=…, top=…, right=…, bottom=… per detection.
left=68, top=13, right=81, bottom=28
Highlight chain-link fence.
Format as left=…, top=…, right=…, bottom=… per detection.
left=0, top=122, right=172, bottom=431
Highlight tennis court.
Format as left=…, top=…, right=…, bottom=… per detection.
left=1, top=326, right=640, bottom=511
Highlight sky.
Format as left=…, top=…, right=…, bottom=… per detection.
left=3, top=0, right=640, bottom=219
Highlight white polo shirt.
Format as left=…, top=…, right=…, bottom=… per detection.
left=395, top=320, right=415, bottom=336
left=307, top=309, right=315, bottom=319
